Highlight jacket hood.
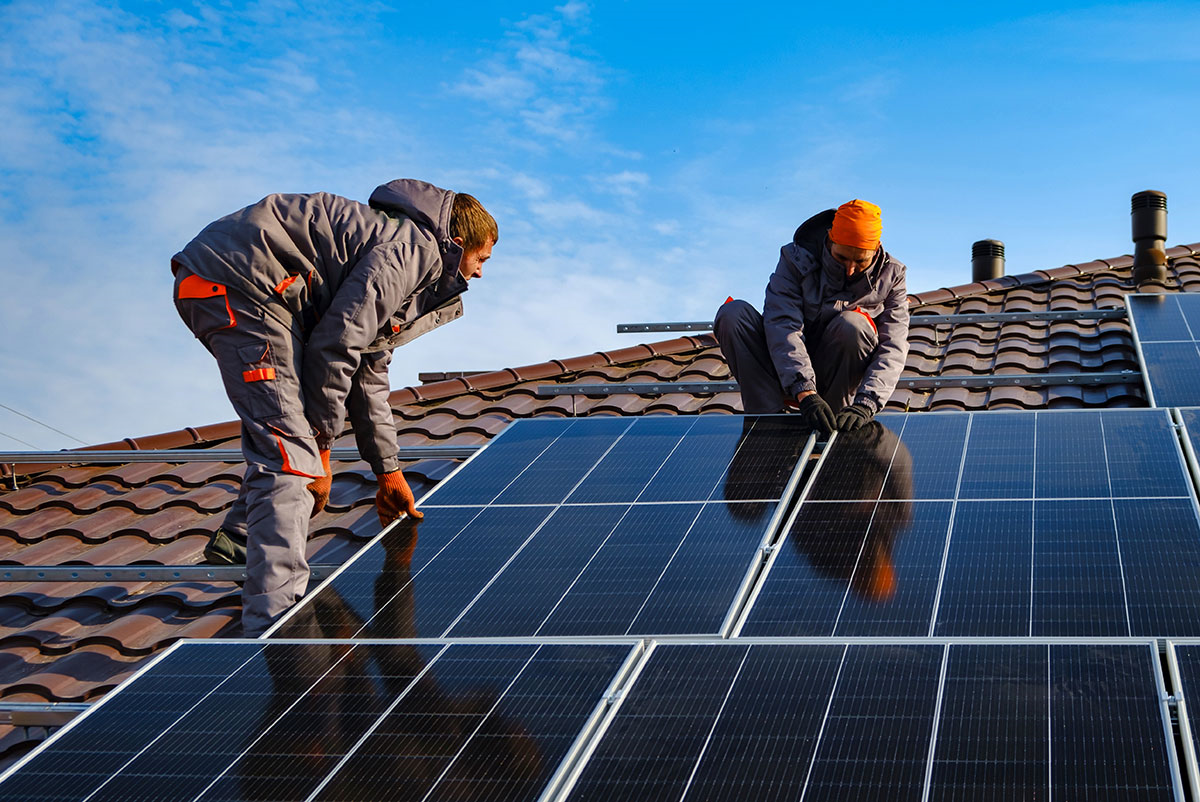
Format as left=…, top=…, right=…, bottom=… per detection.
left=793, top=209, right=837, bottom=258
left=369, top=179, right=456, bottom=241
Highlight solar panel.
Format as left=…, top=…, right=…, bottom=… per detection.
left=0, top=640, right=637, bottom=802
left=1167, top=641, right=1200, bottom=799
left=739, top=409, right=1200, bottom=637
left=563, top=642, right=1178, bottom=801
left=273, top=415, right=814, bottom=639
left=1128, top=293, right=1200, bottom=406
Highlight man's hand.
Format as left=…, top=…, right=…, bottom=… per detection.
left=376, top=469, right=424, bottom=526
left=796, top=392, right=836, bottom=434
left=306, top=450, right=333, bottom=517
left=836, top=403, right=874, bottom=432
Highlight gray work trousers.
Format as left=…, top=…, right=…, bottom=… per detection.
left=713, top=299, right=877, bottom=414
left=173, top=267, right=324, bottom=636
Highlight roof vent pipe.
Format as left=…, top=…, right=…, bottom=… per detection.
left=1131, top=190, right=1168, bottom=286
left=971, top=239, right=1005, bottom=282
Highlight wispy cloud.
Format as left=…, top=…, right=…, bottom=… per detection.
left=450, top=3, right=608, bottom=146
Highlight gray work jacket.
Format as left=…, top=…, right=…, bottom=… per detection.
left=763, top=209, right=910, bottom=412
left=172, top=179, right=468, bottom=473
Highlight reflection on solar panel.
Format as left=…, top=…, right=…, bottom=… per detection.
left=1129, top=294, right=1200, bottom=406
left=273, top=415, right=813, bottom=639
left=740, top=409, right=1200, bottom=637
left=0, top=641, right=636, bottom=802
left=564, top=642, right=1177, bottom=801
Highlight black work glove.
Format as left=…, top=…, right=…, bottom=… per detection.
left=796, top=394, right=836, bottom=434
left=835, top=402, right=874, bottom=432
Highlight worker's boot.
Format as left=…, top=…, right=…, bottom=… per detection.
left=204, top=528, right=248, bottom=565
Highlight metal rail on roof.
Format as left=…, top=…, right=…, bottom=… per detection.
left=0, top=564, right=340, bottom=583
left=0, top=445, right=481, bottom=465
left=536, top=371, right=1142, bottom=396
left=0, top=701, right=92, bottom=728
left=615, top=308, right=1127, bottom=333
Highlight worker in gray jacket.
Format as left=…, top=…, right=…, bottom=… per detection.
left=714, top=199, right=908, bottom=433
left=171, top=179, right=496, bottom=636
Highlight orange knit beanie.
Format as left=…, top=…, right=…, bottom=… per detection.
left=829, top=199, right=882, bottom=251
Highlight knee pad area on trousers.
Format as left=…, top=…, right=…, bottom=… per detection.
left=824, top=310, right=878, bottom=356
left=714, top=299, right=760, bottom=335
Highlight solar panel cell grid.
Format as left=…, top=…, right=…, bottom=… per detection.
left=276, top=415, right=811, bottom=640
left=1129, top=294, right=1200, bottom=407
left=741, top=409, right=1200, bottom=638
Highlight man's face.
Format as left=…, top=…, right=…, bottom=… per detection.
left=455, top=237, right=494, bottom=281
left=829, top=240, right=877, bottom=277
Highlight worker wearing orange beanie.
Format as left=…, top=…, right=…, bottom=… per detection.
left=713, top=199, right=910, bottom=433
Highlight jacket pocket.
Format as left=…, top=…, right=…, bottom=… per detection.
left=174, top=272, right=236, bottom=340
left=234, top=339, right=285, bottom=420
left=259, top=414, right=324, bottom=478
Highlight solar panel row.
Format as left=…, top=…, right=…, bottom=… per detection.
left=1, top=641, right=1178, bottom=802
left=271, top=415, right=815, bottom=639
left=742, top=410, right=1200, bottom=637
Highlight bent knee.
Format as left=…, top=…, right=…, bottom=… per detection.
left=714, top=299, right=760, bottom=334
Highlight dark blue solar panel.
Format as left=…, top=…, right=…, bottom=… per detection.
left=446, top=504, right=631, bottom=637
left=930, top=644, right=1049, bottom=802
left=1130, top=294, right=1193, bottom=341
left=833, top=502, right=953, bottom=636
left=801, top=644, right=943, bottom=801
left=494, top=416, right=631, bottom=504
left=1172, top=643, right=1200, bottom=783
left=533, top=502, right=770, bottom=637
left=741, top=502, right=952, bottom=637
left=636, top=415, right=751, bottom=502
left=1051, top=645, right=1175, bottom=800
left=807, top=421, right=905, bottom=501
left=738, top=502, right=872, bottom=636
left=571, top=644, right=872, bottom=802
left=883, top=413, right=969, bottom=499
left=1035, top=411, right=1110, bottom=499
left=565, top=416, right=694, bottom=503
left=628, top=501, right=776, bottom=635
left=1116, top=498, right=1200, bottom=637
left=1104, top=409, right=1191, bottom=497
left=1, top=642, right=634, bottom=802
left=935, top=501, right=1032, bottom=637
left=425, top=417, right=573, bottom=506
left=1032, top=500, right=1128, bottom=636
left=1141, top=342, right=1200, bottom=407
left=959, top=413, right=1035, bottom=499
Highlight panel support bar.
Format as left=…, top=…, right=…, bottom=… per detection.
left=616, top=308, right=1126, bottom=333
left=0, top=445, right=480, bottom=465
left=536, top=371, right=1141, bottom=396
left=0, top=564, right=340, bottom=583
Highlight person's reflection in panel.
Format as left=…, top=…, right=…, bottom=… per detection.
left=722, top=416, right=814, bottom=524
left=798, top=422, right=913, bottom=602
left=246, top=519, right=543, bottom=801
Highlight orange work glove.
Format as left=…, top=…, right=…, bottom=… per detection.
left=376, top=469, right=423, bottom=525
left=306, top=449, right=333, bottom=516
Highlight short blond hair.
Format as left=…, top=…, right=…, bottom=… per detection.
left=450, top=193, right=498, bottom=252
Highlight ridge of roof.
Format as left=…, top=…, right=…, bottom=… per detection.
left=6, top=241, right=1199, bottom=474
left=907, top=242, right=1200, bottom=308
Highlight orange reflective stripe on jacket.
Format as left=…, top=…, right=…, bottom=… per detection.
left=274, top=275, right=299, bottom=294
left=243, top=368, right=276, bottom=383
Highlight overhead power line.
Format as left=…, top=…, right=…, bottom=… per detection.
left=0, top=403, right=88, bottom=445
left=0, top=429, right=41, bottom=449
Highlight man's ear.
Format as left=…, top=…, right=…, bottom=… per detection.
left=451, top=235, right=464, bottom=248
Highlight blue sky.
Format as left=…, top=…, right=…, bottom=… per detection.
left=1, top=1, right=1198, bottom=449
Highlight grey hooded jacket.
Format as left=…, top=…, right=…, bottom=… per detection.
left=172, top=179, right=469, bottom=474
left=763, top=209, right=910, bottom=412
